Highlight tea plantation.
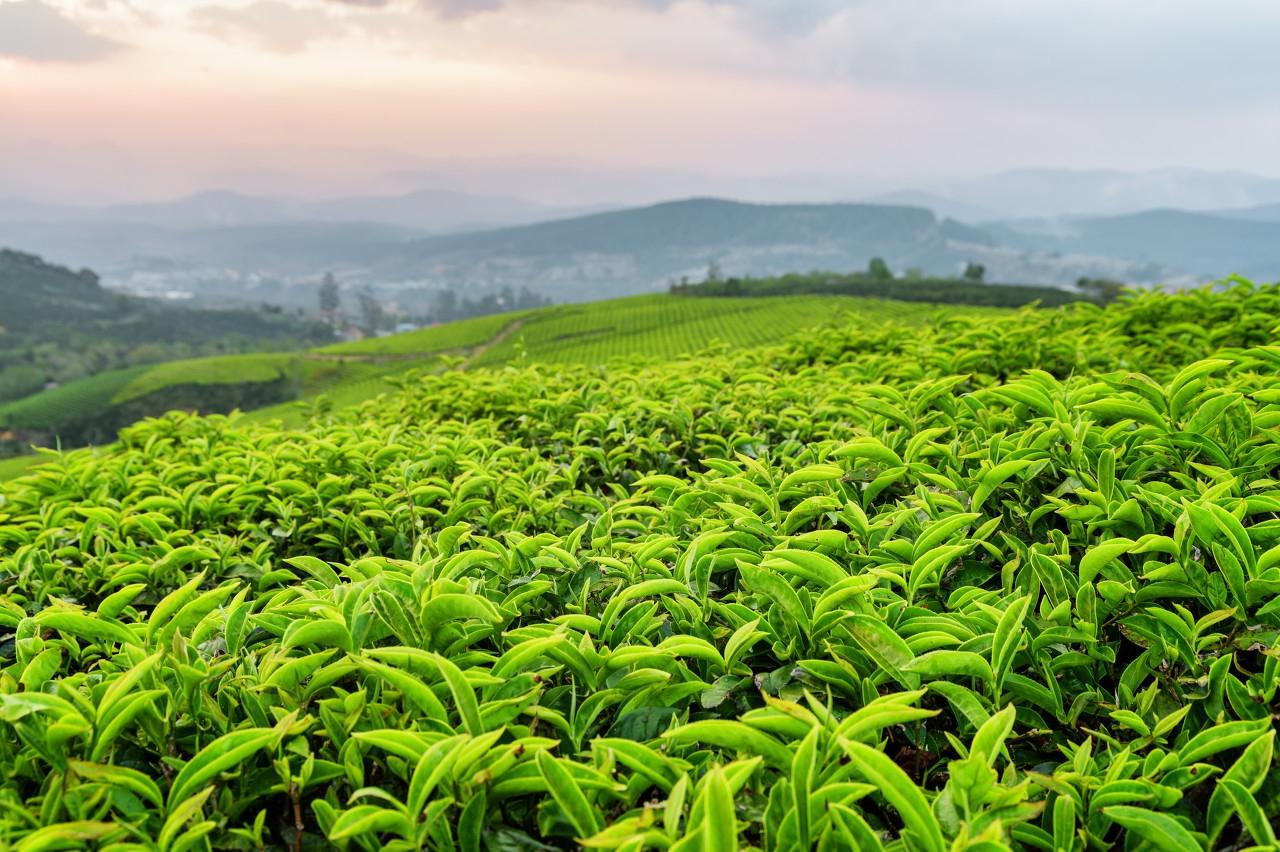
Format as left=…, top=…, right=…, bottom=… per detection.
left=1, top=294, right=963, bottom=460
left=1, top=282, right=1279, bottom=850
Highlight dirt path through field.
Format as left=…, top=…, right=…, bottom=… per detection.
left=461, top=319, right=525, bottom=367
left=304, top=317, right=527, bottom=366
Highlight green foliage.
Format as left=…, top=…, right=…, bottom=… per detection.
left=1, top=281, right=1279, bottom=849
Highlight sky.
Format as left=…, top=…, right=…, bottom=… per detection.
left=2, top=0, right=1280, bottom=204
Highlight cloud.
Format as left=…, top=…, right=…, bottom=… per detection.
left=797, top=0, right=1280, bottom=107
left=322, top=0, right=708, bottom=22
left=325, top=0, right=502, bottom=13
left=0, top=0, right=122, bottom=62
left=191, top=1, right=347, bottom=53
left=320, top=0, right=854, bottom=38
left=191, top=0, right=1280, bottom=112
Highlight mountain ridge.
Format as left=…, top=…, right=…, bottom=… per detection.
left=367, top=197, right=1001, bottom=300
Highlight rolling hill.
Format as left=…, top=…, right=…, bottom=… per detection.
left=0, top=188, right=605, bottom=290
left=349, top=195, right=1280, bottom=296
left=995, top=209, right=1280, bottom=280
left=373, top=198, right=999, bottom=300
left=0, top=220, right=423, bottom=281
left=899, top=167, right=1280, bottom=218
left=1214, top=201, right=1280, bottom=223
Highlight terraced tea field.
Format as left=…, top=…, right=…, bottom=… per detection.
left=0, top=366, right=149, bottom=432
left=472, top=293, right=982, bottom=366
left=1, top=283, right=1279, bottom=850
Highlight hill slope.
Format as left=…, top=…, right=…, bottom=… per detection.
left=374, top=199, right=997, bottom=299
left=0, top=248, right=329, bottom=403
left=1214, top=201, right=1280, bottom=223
left=924, top=167, right=1280, bottom=218
left=996, top=209, right=1280, bottom=280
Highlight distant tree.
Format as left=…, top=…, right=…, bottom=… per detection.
left=904, top=267, right=924, bottom=281
left=357, top=288, right=384, bottom=335
left=1077, top=277, right=1125, bottom=304
left=868, top=257, right=892, bottom=280
left=705, top=260, right=723, bottom=283
left=963, top=262, right=987, bottom=283
left=434, top=289, right=458, bottom=324
left=0, top=365, right=45, bottom=404
left=318, top=274, right=341, bottom=326
left=515, top=286, right=550, bottom=309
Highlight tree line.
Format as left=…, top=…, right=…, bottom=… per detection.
left=318, top=274, right=551, bottom=335
left=669, top=259, right=1127, bottom=308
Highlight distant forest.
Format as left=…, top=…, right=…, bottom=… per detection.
left=670, top=259, right=1125, bottom=308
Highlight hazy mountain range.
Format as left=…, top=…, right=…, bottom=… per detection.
left=0, top=188, right=603, bottom=232
left=368, top=199, right=996, bottom=302
left=1, top=167, right=1279, bottom=308
left=871, top=168, right=1280, bottom=221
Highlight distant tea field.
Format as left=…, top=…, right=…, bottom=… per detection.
left=472, top=293, right=993, bottom=366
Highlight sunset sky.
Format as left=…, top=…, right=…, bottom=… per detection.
left=2, top=0, right=1280, bottom=203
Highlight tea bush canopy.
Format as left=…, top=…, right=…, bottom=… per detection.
left=1, top=282, right=1279, bottom=850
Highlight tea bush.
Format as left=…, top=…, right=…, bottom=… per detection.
left=1, top=282, right=1278, bottom=850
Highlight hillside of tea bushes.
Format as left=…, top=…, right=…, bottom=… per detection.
left=2, top=293, right=977, bottom=461
left=1, top=282, right=1279, bottom=850
left=466, top=294, right=979, bottom=368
